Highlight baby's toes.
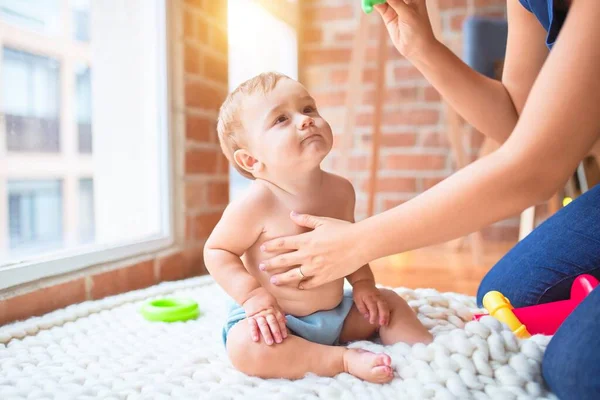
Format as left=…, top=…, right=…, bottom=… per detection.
left=374, top=353, right=392, bottom=367
left=372, top=365, right=394, bottom=382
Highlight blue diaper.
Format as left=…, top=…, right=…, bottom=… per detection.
left=222, top=289, right=354, bottom=346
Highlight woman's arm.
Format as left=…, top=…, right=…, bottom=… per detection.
left=378, top=0, right=548, bottom=143
left=261, top=0, right=600, bottom=288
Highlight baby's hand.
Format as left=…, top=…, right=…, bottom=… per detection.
left=243, top=288, right=288, bottom=345
left=352, top=280, right=390, bottom=326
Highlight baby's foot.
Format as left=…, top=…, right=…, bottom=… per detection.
left=343, top=348, right=394, bottom=383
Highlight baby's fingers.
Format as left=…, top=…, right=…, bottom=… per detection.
left=378, top=300, right=390, bottom=326
left=247, top=317, right=260, bottom=342
left=355, top=298, right=369, bottom=320
left=266, top=314, right=282, bottom=344
left=366, top=298, right=378, bottom=325
left=276, top=311, right=288, bottom=339
left=256, top=316, right=275, bottom=345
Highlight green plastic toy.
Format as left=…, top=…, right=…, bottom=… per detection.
left=140, top=297, right=200, bottom=322
left=362, top=0, right=387, bottom=14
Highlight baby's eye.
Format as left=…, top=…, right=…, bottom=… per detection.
left=303, top=106, right=316, bottom=113
left=275, top=115, right=288, bottom=124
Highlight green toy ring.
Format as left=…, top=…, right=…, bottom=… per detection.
left=140, top=297, right=200, bottom=322
left=362, top=0, right=387, bottom=14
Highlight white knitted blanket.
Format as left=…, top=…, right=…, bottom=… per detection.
left=0, top=276, right=557, bottom=399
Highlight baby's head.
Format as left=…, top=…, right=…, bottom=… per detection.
left=217, top=72, right=333, bottom=181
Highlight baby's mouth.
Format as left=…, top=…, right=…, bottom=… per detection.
left=301, top=133, right=322, bottom=143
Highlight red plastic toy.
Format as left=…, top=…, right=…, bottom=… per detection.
left=473, top=274, right=599, bottom=338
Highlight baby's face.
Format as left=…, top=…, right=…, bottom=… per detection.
left=241, top=79, right=333, bottom=177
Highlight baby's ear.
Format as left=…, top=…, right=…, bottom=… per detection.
left=233, top=149, right=263, bottom=174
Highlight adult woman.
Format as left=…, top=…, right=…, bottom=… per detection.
left=260, top=0, right=600, bottom=397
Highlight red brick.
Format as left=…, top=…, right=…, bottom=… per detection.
left=304, top=5, right=354, bottom=21
left=183, top=244, right=207, bottom=276
left=423, top=86, right=442, bottom=102
left=0, top=279, right=86, bottom=325
left=185, top=181, right=206, bottom=209
left=303, top=48, right=352, bottom=65
left=185, top=80, right=225, bottom=111
left=185, top=149, right=220, bottom=174
left=184, top=43, right=201, bottom=75
left=333, top=30, right=354, bottom=42
left=482, top=225, right=519, bottom=241
left=363, top=177, right=417, bottom=193
left=357, top=109, right=440, bottom=127
left=393, top=65, right=423, bottom=81
left=384, top=87, right=420, bottom=104
left=202, top=0, right=227, bottom=23
left=381, top=133, right=418, bottom=147
left=190, top=212, right=222, bottom=239
left=421, top=131, right=450, bottom=148
left=208, top=181, right=229, bottom=205
left=210, top=26, right=228, bottom=56
left=183, top=9, right=196, bottom=39
left=366, top=44, right=404, bottom=61
left=90, top=261, right=156, bottom=300
left=382, top=198, right=408, bottom=211
left=158, top=252, right=190, bottom=282
left=186, top=114, right=213, bottom=142
left=422, top=177, right=446, bottom=190
left=385, top=154, right=447, bottom=170
left=331, top=68, right=376, bottom=84
left=204, top=53, right=228, bottom=83
left=474, top=0, right=506, bottom=6
left=303, top=28, right=323, bottom=43
left=330, top=154, right=368, bottom=171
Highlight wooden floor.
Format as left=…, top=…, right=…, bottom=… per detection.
left=370, top=240, right=517, bottom=296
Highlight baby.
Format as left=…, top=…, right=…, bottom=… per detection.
left=204, top=72, right=432, bottom=383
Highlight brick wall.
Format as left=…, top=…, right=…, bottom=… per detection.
left=301, top=0, right=518, bottom=241
left=0, top=0, right=228, bottom=326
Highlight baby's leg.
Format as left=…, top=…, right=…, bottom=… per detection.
left=378, top=289, right=433, bottom=345
left=226, top=319, right=393, bottom=383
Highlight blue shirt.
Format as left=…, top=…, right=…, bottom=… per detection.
left=519, top=0, right=569, bottom=49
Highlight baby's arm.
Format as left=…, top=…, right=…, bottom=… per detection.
left=204, top=189, right=287, bottom=344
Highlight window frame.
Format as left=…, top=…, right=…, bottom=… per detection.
left=0, top=0, right=174, bottom=291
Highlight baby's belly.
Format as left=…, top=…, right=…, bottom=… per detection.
left=264, top=277, right=345, bottom=316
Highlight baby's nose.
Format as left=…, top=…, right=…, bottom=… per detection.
left=300, top=117, right=315, bottom=129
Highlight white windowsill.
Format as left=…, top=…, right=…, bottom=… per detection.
left=0, top=235, right=174, bottom=291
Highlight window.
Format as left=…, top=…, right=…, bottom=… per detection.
left=2, top=48, right=60, bottom=153
left=227, top=0, right=298, bottom=200
left=72, top=0, right=91, bottom=42
left=8, top=180, right=63, bottom=252
left=0, top=0, right=171, bottom=290
left=78, top=178, right=94, bottom=244
left=75, top=64, right=92, bottom=153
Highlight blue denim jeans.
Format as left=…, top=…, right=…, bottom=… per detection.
left=477, top=184, right=600, bottom=400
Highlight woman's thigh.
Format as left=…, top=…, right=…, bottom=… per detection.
left=477, top=184, right=600, bottom=307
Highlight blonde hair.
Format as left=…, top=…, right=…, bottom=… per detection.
left=217, top=71, right=290, bottom=180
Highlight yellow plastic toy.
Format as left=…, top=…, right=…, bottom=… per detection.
left=482, top=291, right=531, bottom=338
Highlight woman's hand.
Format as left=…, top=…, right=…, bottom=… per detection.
left=259, top=212, right=368, bottom=290
left=374, top=0, right=438, bottom=61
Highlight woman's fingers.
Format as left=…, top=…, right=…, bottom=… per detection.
left=270, top=267, right=307, bottom=286
left=259, top=251, right=303, bottom=272
left=261, top=233, right=307, bottom=253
